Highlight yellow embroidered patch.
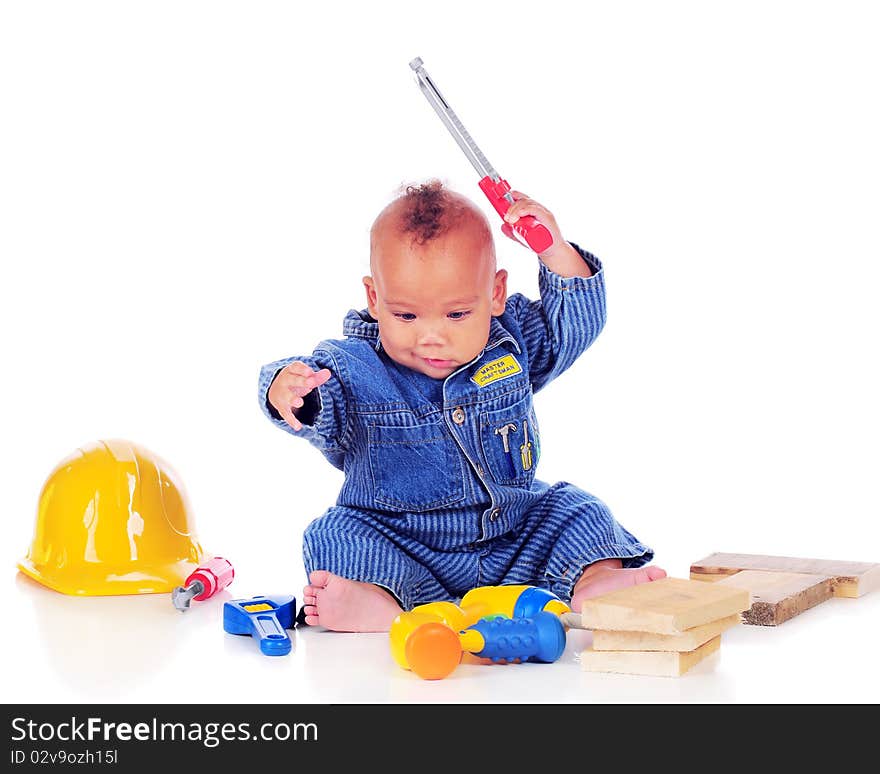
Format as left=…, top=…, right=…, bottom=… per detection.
left=470, top=354, right=522, bottom=387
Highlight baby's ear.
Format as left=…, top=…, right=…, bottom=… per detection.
left=491, top=269, right=508, bottom=316
left=363, top=276, right=379, bottom=316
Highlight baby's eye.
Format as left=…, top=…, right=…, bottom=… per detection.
left=393, top=313, right=417, bottom=321
left=448, top=310, right=471, bottom=320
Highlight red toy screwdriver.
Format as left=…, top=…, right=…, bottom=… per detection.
left=172, top=556, right=235, bottom=611
left=409, top=57, right=553, bottom=254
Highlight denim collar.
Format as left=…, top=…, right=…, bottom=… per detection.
left=341, top=308, right=521, bottom=355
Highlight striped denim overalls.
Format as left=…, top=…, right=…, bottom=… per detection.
left=258, top=244, right=652, bottom=609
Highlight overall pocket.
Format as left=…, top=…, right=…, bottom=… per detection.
left=479, top=396, right=540, bottom=487
left=368, top=422, right=466, bottom=512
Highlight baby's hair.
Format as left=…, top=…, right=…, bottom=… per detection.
left=397, top=179, right=467, bottom=245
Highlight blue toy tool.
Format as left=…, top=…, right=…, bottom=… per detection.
left=464, top=611, right=566, bottom=664
left=223, top=594, right=296, bottom=656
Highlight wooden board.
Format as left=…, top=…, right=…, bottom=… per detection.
left=581, top=635, right=721, bottom=677
left=578, top=577, right=750, bottom=635
left=591, top=614, right=739, bottom=652
left=715, top=570, right=834, bottom=626
left=689, top=552, right=880, bottom=598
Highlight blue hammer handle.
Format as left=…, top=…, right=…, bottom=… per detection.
left=469, top=611, right=566, bottom=664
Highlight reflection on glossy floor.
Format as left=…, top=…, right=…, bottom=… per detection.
left=5, top=570, right=880, bottom=704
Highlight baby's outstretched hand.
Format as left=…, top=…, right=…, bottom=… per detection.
left=268, top=361, right=332, bottom=431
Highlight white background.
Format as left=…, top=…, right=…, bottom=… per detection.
left=1, top=1, right=878, bottom=704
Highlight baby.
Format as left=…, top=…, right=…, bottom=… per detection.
left=259, top=181, right=665, bottom=632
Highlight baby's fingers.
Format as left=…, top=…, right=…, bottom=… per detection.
left=280, top=404, right=303, bottom=432
left=283, top=374, right=314, bottom=397
left=292, top=367, right=332, bottom=396
left=505, top=195, right=549, bottom=224
left=286, top=392, right=306, bottom=410
left=312, top=368, right=332, bottom=387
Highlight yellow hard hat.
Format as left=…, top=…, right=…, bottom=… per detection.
left=18, top=439, right=205, bottom=596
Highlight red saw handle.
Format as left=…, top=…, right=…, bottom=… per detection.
left=478, top=176, right=553, bottom=254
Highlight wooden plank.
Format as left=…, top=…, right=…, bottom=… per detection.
left=690, top=552, right=880, bottom=598
left=591, top=614, right=740, bottom=652
left=581, top=635, right=721, bottom=677
left=578, top=577, right=750, bottom=635
left=715, top=570, right=834, bottom=626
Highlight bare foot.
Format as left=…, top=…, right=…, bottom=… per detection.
left=570, top=563, right=667, bottom=613
left=301, top=570, right=403, bottom=632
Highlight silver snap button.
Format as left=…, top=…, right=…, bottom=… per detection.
left=451, top=407, right=466, bottom=424
left=489, top=508, right=500, bottom=522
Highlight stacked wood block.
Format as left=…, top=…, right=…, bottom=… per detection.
left=578, top=577, right=750, bottom=677
left=690, top=552, right=880, bottom=626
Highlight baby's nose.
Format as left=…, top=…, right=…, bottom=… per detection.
left=417, top=324, right=446, bottom=345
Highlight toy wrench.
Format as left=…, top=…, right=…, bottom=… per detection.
left=409, top=57, right=553, bottom=254
left=223, top=594, right=296, bottom=656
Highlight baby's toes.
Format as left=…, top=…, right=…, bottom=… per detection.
left=308, top=569, right=332, bottom=587
left=304, top=611, right=320, bottom=626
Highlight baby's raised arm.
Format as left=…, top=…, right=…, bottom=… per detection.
left=499, top=190, right=606, bottom=392
left=267, top=361, right=332, bottom=431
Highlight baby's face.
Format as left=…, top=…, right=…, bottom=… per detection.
left=364, top=222, right=507, bottom=379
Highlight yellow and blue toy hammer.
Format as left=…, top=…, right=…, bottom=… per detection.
left=223, top=595, right=296, bottom=656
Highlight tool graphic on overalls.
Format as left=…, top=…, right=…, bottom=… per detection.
left=520, top=420, right=533, bottom=471
left=223, top=595, right=296, bottom=656
left=494, top=422, right=518, bottom=477
left=409, top=57, right=553, bottom=254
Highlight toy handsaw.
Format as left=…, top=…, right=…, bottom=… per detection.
left=409, top=57, right=553, bottom=254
